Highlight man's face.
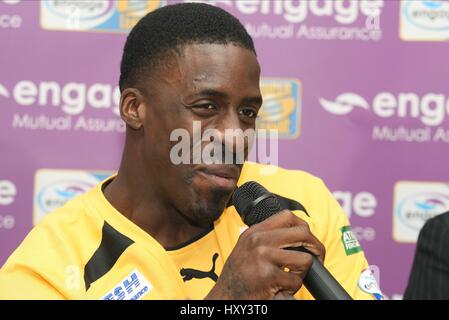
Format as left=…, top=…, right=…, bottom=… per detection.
left=141, top=43, right=262, bottom=227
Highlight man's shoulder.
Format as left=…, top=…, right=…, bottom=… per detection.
left=419, top=211, right=449, bottom=243
left=0, top=186, right=107, bottom=299
left=241, top=162, right=324, bottom=184
left=37, top=185, right=103, bottom=230
left=1, top=185, right=104, bottom=270
left=239, top=162, right=336, bottom=226
left=240, top=162, right=328, bottom=197
left=424, top=211, right=449, bottom=227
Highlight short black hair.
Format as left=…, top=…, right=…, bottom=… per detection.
left=119, top=2, right=256, bottom=92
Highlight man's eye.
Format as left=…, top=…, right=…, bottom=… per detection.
left=194, top=104, right=215, bottom=109
left=238, top=108, right=257, bottom=118
left=190, top=104, right=218, bottom=115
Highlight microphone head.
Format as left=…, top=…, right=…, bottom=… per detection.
left=232, top=181, right=281, bottom=226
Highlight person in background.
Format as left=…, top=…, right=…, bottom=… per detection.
left=404, top=211, right=449, bottom=299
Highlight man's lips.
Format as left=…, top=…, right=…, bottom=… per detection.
left=195, top=165, right=240, bottom=189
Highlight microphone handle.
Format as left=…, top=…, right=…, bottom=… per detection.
left=287, top=247, right=353, bottom=300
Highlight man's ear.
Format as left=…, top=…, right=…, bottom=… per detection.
left=119, top=88, right=146, bottom=130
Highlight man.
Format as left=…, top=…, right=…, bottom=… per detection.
left=404, top=211, right=449, bottom=299
left=0, top=3, right=379, bottom=300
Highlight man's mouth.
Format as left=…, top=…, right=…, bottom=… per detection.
left=195, top=165, right=240, bottom=190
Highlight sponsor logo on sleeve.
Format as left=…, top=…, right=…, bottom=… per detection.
left=340, top=225, right=363, bottom=256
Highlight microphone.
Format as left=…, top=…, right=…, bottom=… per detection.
left=231, top=181, right=353, bottom=300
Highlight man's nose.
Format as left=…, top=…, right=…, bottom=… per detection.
left=214, top=111, right=250, bottom=162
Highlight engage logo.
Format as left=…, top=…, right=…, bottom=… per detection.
left=0, top=80, right=120, bottom=116
left=320, top=91, right=449, bottom=127
left=33, top=169, right=112, bottom=225
left=393, top=181, right=449, bottom=243
left=41, top=0, right=166, bottom=32
left=400, top=0, right=449, bottom=41
left=189, top=0, right=384, bottom=41
left=1, top=80, right=126, bottom=133
left=258, top=78, right=301, bottom=139
left=189, top=0, right=384, bottom=25
left=320, top=91, right=449, bottom=144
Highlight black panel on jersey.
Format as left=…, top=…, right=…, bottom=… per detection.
left=84, top=221, right=134, bottom=290
left=276, top=194, right=309, bottom=216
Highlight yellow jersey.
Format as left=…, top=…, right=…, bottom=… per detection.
left=0, top=162, right=381, bottom=300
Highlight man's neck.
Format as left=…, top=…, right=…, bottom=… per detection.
left=103, top=149, right=208, bottom=249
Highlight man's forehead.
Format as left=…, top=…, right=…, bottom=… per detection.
left=193, top=74, right=209, bottom=82
left=159, top=43, right=259, bottom=82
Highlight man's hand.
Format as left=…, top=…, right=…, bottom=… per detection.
left=205, top=210, right=326, bottom=300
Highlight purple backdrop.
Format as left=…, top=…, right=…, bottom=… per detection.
left=1, top=0, right=449, bottom=299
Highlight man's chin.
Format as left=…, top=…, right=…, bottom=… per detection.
left=187, top=189, right=233, bottom=228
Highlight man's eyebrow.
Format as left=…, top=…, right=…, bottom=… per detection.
left=195, top=89, right=228, bottom=99
left=242, top=95, right=263, bottom=106
left=194, top=89, right=263, bottom=105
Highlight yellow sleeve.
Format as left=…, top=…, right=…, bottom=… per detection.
left=0, top=265, right=65, bottom=300
left=317, top=179, right=382, bottom=300
left=0, top=221, right=86, bottom=300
